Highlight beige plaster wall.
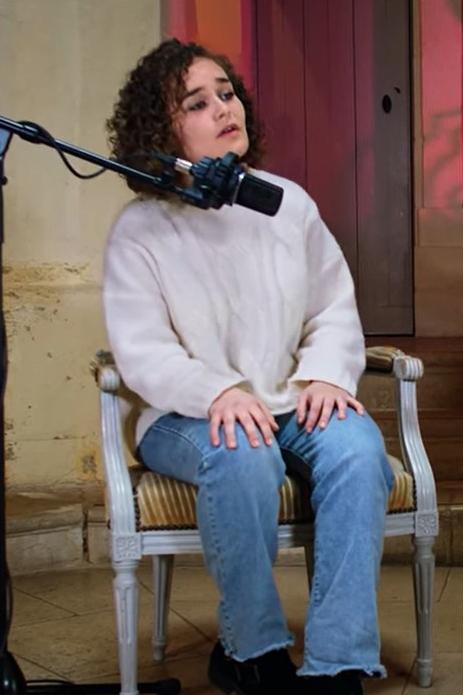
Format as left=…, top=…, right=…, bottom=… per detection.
left=0, top=0, right=161, bottom=489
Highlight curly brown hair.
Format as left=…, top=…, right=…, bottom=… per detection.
left=106, top=38, right=264, bottom=197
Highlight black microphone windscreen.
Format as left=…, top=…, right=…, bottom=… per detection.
left=235, top=173, right=283, bottom=216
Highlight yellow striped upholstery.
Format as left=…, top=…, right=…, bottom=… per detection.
left=132, top=454, right=414, bottom=532
left=387, top=454, right=414, bottom=511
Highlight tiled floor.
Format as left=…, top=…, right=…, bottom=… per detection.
left=8, top=562, right=463, bottom=694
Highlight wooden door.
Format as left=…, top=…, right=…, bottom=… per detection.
left=254, top=0, right=413, bottom=335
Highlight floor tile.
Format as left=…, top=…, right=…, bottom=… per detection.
left=364, top=675, right=408, bottom=694
left=377, top=599, right=463, bottom=660
left=273, top=565, right=312, bottom=603
left=88, top=656, right=209, bottom=692
left=405, top=653, right=463, bottom=693
left=436, top=566, right=463, bottom=602
left=14, top=654, right=64, bottom=681
left=170, top=601, right=218, bottom=643
left=433, top=602, right=463, bottom=652
left=9, top=607, right=210, bottom=681
left=12, top=588, right=74, bottom=626
left=11, top=567, right=127, bottom=615
left=377, top=602, right=417, bottom=655
left=377, top=566, right=449, bottom=603
left=379, top=650, right=415, bottom=682
left=138, top=564, right=219, bottom=604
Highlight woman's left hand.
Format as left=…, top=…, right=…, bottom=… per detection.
left=296, top=381, right=365, bottom=433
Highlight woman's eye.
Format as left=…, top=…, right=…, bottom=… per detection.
left=188, top=100, right=207, bottom=111
left=220, top=91, right=235, bottom=102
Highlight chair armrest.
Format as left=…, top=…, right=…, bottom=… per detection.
left=366, top=345, right=405, bottom=374
left=92, top=351, right=137, bottom=537
left=366, top=346, right=438, bottom=532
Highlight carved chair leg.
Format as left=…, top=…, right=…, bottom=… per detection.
left=413, top=536, right=435, bottom=687
left=113, top=559, right=140, bottom=695
left=152, top=554, right=175, bottom=662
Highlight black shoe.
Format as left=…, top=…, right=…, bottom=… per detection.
left=300, top=670, right=363, bottom=694
left=208, top=640, right=301, bottom=694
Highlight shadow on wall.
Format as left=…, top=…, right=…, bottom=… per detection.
left=425, top=109, right=463, bottom=207
left=446, top=0, right=462, bottom=20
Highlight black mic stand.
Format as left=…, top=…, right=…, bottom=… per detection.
left=0, top=116, right=187, bottom=695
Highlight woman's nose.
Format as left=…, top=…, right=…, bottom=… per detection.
left=212, top=96, right=228, bottom=119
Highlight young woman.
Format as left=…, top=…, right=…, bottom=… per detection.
left=104, top=38, right=394, bottom=695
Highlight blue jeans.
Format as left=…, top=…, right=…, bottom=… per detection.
left=138, top=408, right=394, bottom=677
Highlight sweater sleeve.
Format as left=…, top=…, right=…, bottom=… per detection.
left=288, top=200, right=365, bottom=396
left=103, top=235, right=250, bottom=418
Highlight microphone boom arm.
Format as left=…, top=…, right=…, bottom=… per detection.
left=0, top=115, right=283, bottom=216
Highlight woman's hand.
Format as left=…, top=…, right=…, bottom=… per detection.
left=208, top=387, right=279, bottom=449
left=297, top=381, right=364, bottom=433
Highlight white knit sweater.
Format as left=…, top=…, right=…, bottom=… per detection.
left=103, top=170, right=365, bottom=443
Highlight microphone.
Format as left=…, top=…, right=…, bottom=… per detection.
left=158, top=151, right=284, bottom=216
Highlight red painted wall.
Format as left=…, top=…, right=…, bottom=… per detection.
left=162, top=0, right=254, bottom=89
left=420, top=0, right=463, bottom=207
left=415, top=0, right=463, bottom=336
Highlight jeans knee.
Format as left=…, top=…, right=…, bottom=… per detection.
left=204, top=427, right=285, bottom=493
left=346, top=443, right=391, bottom=493
left=315, top=413, right=391, bottom=491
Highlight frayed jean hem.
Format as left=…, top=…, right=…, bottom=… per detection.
left=297, top=662, right=387, bottom=679
left=223, top=634, right=295, bottom=662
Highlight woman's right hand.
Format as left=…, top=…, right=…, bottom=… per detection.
left=208, top=387, right=279, bottom=449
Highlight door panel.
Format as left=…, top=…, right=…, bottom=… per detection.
left=304, top=0, right=358, bottom=281
left=354, top=0, right=413, bottom=333
left=254, top=0, right=413, bottom=334
left=255, top=0, right=307, bottom=185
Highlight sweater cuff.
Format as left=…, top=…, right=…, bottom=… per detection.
left=288, top=371, right=358, bottom=398
left=199, top=375, right=253, bottom=417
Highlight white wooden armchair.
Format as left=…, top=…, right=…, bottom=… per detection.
left=93, top=346, right=438, bottom=695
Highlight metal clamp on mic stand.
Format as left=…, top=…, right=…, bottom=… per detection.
left=163, top=151, right=283, bottom=216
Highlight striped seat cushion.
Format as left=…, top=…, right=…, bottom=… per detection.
left=131, top=454, right=414, bottom=532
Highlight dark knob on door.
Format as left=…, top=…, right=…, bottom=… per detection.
left=382, top=94, right=392, bottom=113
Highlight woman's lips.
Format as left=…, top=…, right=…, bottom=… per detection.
left=218, top=125, right=239, bottom=137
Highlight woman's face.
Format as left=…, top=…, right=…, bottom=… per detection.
left=173, top=57, right=249, bottom=163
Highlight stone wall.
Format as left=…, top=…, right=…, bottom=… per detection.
left=1, top=0, right=161, bottom=490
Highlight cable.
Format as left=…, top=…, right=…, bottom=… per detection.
left=26, top=680, right=73, bottom=686
left=19, top=122, right=106, bottom=180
